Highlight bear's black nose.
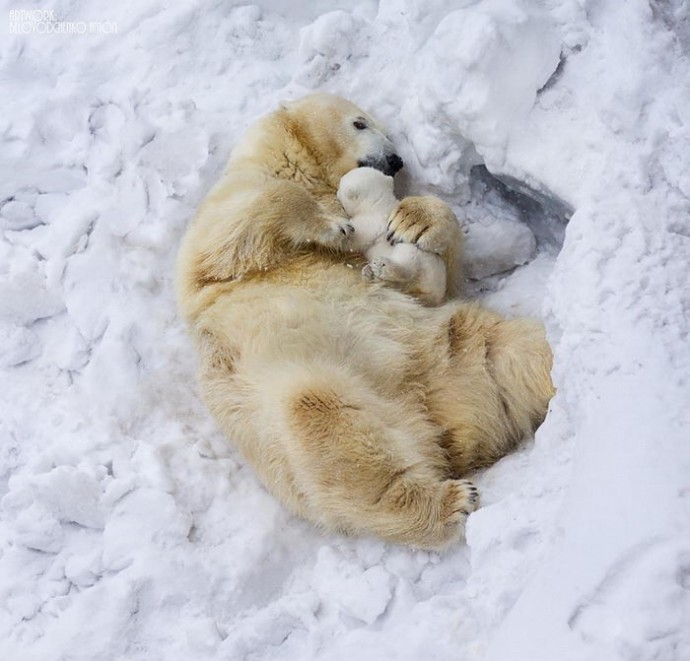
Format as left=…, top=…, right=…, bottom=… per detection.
left=385, top=154, right=404, bottom=176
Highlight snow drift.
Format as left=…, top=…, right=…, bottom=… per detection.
left=1, top=1, right=689, bottom=659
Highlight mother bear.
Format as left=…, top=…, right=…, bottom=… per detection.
left=177, top=93, right=554, bottom=550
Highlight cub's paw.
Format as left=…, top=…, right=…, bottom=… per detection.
left=362, top=262, right=376, bottom=281
left=362, top=257, right=395, bottom=282
left=386, top=196, right=458, bottom=255
left=319, top=214, right=354, bottom=248
left=441, top=478, right=480, bottom=526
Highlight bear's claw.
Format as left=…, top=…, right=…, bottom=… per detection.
left=441, top=478, right=480, bottom=526
left=386, top=197, right=458, bottom=255
left=320, top=216, right=354, bottom=246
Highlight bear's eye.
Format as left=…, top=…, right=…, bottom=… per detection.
left=353, top=120, right=367, bottom=130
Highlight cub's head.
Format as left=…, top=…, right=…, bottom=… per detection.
left=279, top=93, right=403, bottom=186
left=337, top=167, right=397, bottom=216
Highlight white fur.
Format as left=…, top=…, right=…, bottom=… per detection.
left=176, top=93, right=554, bottom=550
left=338, top=168, right=447, bottom=305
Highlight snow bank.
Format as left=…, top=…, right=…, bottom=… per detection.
left=1, top=1, right=689, bottom=659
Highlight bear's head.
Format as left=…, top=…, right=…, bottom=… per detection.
left=279, top=93, right=403, bottom=185
left=337, top=167, right=397, bottom=217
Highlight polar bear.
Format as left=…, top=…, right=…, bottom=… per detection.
left=338, top=167, right=448, bottom=306
left=176, top=93, right=554, bottom=550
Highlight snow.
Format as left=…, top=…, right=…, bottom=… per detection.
left=2, top=1, right=689, bottom=659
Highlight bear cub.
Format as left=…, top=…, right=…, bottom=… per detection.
left=338, top=167, right=447, bottom=305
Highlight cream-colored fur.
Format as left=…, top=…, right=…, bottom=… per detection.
left=338, top=167, right=448, bottom=306
left=177, top=93, right=554, bottom=550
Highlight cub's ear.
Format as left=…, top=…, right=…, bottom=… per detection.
left=381, top=175, right=395, bottom=192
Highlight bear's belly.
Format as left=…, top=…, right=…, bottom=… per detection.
left=204, top=265, right=437, bottom=395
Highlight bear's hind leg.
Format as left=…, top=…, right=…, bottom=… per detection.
left=283, top=370, right=479, bottom=550
left=428, top=305, right=554, bottom=475
left=485, top=317, right=555, bottom=436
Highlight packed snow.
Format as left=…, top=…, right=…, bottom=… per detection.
left=2, top=0, right=689, bottom=659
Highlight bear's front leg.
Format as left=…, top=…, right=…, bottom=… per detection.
left=386, top=196, right=460, bottom=254
left=386, top=196, right=463, bottom=298
left=267, top=180, right=354, bottom=250
left=315, top=210, right=355, bottom=248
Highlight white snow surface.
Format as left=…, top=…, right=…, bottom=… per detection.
left=2, top=1, right=689, bottom=659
